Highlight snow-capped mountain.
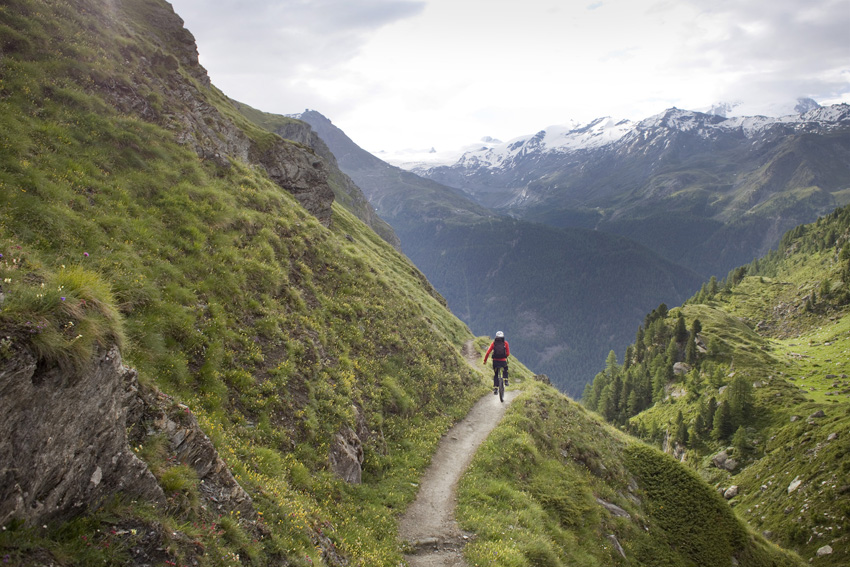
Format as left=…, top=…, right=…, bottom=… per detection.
left=411, top=103, right=850, bottom=186
left=449, top=116, right=635, bottom=171
left=405, top=103, right=850, bottom=276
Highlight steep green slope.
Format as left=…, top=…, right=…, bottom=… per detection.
left=583, top=205, right=850, bottom=564
left=458, top=379, right=803, bottom=566
left=232, top=102, right=402, bottom=250
left=0, top=0, right=482, bottom=564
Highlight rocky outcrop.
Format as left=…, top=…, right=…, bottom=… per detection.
left=0, top=345, right=164, bottom=526
left=711, top=450, right=738, bottom=472
left=329, top=427, right=364, bottom=484
left=93, top=0, right=335, bottom=226
left=264, top=116, right=402, bottom=248
left=1, top=342, right=256, bottom=526
left=129, top=392, right=257, bottom=521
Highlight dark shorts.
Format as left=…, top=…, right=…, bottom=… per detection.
left=492, top=360, right=508, bottom=382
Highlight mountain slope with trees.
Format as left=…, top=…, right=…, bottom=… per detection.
left=583, top=204, right=850, bottom=564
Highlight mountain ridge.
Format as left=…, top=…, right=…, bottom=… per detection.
left=409, top=104, right=850, bottom=278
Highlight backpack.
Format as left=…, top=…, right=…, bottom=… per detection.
left=492, top=338, right=507, bottom=359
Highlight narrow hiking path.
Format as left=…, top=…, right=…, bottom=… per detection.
left=398, top=340, right=519, bottom=567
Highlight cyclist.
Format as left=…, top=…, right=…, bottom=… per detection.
left=483, top=331, right=510, bottom=395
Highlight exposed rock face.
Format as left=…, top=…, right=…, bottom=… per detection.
left=673, top=362, right=691, bottom=375
left=251, top=142, right=335, bottom=227
left=0, top=345, right=164, bottom=526
left=1, top=342, right=256, bottom=526
left=596, top=498, right=631, bottom=518
left=265, top=117, right=401, bottom=248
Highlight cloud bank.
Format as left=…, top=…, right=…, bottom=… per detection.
left=169, top=0, right=850, bottom=153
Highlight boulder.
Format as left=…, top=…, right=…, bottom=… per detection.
left=329, top=426, right=364, bottom=484
left=711, top=450, right=738, bottom=471
left=787, top=476, right=803, bottom=494
left=712, top=450, right=729, bottom=469
left=724, top=486, right=739, bottom=499
left=673, top=362, right=691, bottom=375
left=809, top=410, right=826, bottom=419
left=816, top=545, right=833, bottom=556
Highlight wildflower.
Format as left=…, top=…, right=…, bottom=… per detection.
left=60, top=297, right=66, bottom=301
left=83, top=252, right=89, bottom=257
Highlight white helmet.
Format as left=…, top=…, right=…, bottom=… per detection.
left=496, top=331, right=504, bottom=338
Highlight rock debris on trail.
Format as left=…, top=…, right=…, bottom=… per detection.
left=398, top=389, right=519, bottom=567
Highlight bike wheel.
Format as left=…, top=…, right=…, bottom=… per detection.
left=498, top=373, right=505, bottom=403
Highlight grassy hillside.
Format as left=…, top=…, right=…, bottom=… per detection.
left=583, top=205, right=850, bottom=565
left=458, top=379, right=803, bottom=567
left=0, top=0, right=484, bottom=564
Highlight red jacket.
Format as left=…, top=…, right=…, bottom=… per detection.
left=483, top=339, right=510, bottom=363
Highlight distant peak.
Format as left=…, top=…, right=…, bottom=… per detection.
left=794, top=97, right=821, bottom=114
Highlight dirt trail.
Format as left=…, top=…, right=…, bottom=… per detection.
left=398, top=341, right=518, bottom=567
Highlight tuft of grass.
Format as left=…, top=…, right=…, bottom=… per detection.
left=0, top=253, right=124, bottom=371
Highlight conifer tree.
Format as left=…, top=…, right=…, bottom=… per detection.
left=652, top=367, right=667, bottom=403
left=703, top=397, right=718, bottom=433
left=581, top=381, right=595, bottom=408
left=727, top=374, right=754, bottom=429
left=685, top=336, right=697, bottom=365
left=666, top=336, right=680, bottom=365
left=675, top=312, right=688, bottom=343
left=605, top=350, right=619, bottom=379
left=732, top=425, right=750, bottom=457
left=708, top=275, right=718, bottom=297
left=599, top=384, right=615, bottom=422
left=692, top=413, right=705, bottom=444
left=674, top=410, right=688, bottom=446
left=635, top=327, right=646, bottom=363
left=627, top=389, right=640, bottom=417
left=624, top=345, right=634, bottom=371
left=712, top=400, right=733, bottom=441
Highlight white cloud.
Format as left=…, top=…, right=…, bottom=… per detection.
left=168, top=0, right=850, bottom=154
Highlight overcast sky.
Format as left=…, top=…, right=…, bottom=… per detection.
left=167, top=0, right=850, bottom=155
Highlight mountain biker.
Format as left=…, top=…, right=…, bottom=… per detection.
left=483, top=331, right=510, bottom=395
